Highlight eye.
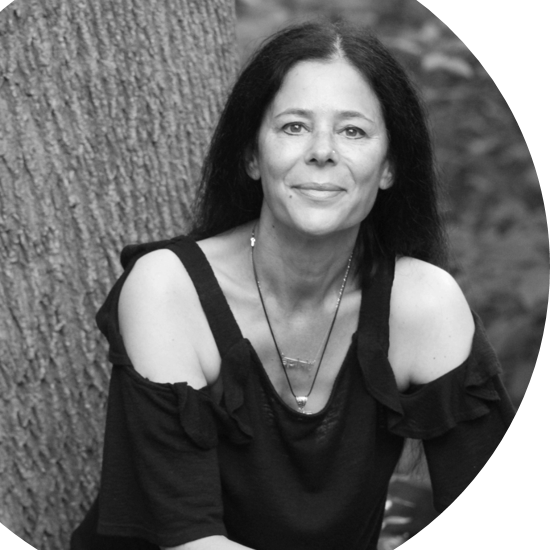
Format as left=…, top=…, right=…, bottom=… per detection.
left=341, top=126, right=366, bottom=139
left=282, top=122, right=307, bottom=135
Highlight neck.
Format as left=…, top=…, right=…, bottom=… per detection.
left=251, top=218, right=359, bottom=310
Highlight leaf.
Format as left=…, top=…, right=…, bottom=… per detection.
left=518, top=267, right=550, bottom=310
left=378, top=535, right=409, bottom=550
left=422, top=52, right=474, bottom=78
left=384, top=516, right=413, bottom=526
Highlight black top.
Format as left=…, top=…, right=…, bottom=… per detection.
left=71, top=235, right=515, bottom=550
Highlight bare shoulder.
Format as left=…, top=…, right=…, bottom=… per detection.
left=392, top=257, right=467, bottom=307
left=118, top=249, right=220, bottom=387
left=388, top=257, right=475, bottom=388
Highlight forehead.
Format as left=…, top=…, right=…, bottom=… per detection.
left=268, top=58, right=383, bottom=120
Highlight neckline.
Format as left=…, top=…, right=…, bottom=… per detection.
left=246, top=332, right=359, bottom=419
left=181, top=236, right=383, bottom=412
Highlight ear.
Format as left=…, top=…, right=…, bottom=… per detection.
left=378, top=160, right=393, bottom=190
left=245, top=147, right=261, bottom=181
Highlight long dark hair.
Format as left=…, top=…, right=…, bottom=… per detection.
left=191, top=19, right=448, bottom=268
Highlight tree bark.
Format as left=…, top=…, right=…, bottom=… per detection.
left=0, top=0, right=238, bottom=548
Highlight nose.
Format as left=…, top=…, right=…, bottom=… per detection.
left=306, top=131, right=338, bottom=166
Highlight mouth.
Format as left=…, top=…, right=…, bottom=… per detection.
left=291, top=183, right=345, bottom=199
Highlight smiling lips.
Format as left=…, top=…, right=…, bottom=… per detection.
left=291, top=182, right=345, bottom=199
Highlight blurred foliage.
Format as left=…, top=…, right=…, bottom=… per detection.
left=378, top=475, right=438, bottom=549
left=235, top=0, right=548, bottom=409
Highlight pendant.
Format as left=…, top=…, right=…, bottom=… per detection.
left=282, top=356, right=315, bottom=372
left=295, top=396, right=308, bottom=412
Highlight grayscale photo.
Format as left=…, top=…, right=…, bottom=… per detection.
left=0, top=1, right=547, bottom=549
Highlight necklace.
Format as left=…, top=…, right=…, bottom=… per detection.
left=250, top=227, right=353, bottom=414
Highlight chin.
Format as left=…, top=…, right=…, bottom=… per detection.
left=285, top=215, right=360, bottom=240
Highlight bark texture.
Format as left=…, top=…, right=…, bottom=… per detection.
left=0, top=0, right=238, bottom=547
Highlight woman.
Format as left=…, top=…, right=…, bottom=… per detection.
left=71, top=20, right=515, bottom=550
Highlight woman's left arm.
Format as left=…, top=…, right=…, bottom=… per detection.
left=390, top=258, right=516, bottom=512
left=389, top=257, right=476, bottom=390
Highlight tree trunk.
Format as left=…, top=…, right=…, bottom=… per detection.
left=0, top=0, right=238, bottom=548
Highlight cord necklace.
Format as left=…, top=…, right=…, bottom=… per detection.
left=250, top=227, right=353, bottom=414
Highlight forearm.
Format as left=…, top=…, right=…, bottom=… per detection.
left=164, top=535, right=255, bottom=550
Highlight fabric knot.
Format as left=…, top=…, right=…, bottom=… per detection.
left=174, top=383, right=218, bottom=450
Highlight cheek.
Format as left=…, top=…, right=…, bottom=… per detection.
left=258, top=136, right=302, bottom=177
left=349, top=148, right=390, bottom=186
left=347, top=164, right=384, bottom=217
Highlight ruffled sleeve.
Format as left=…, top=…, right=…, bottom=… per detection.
left=211, top=339, right=254, bottom=445
left=359, top=310, right=515, bottom=512
left=421, top=374, right=514, bottom=512
left=78, top=237, right=230, bottom=547
left=96, top=366, right=227, bottom=547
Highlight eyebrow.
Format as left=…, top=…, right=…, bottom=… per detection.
left=274, top=108, right=374, bottom=123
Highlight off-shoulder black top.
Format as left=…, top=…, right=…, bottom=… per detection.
left=70, top=235, right=515, bottom=550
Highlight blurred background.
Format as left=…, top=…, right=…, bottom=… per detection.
left=236, top=0, right=548, bottom=410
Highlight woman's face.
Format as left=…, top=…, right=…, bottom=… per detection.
left=248, top=57, right=392, bottom=239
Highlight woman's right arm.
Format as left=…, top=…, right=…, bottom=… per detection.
left=118, top=248, right=220, bottom=387
left=118, top=249, right=254, bottom=550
